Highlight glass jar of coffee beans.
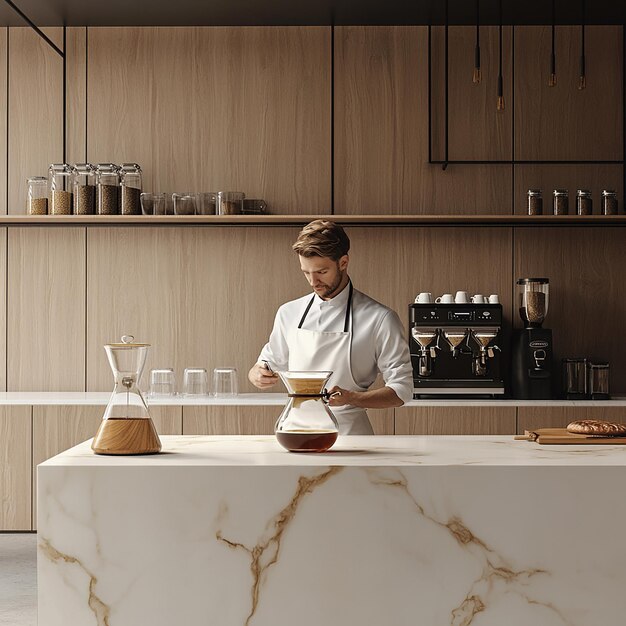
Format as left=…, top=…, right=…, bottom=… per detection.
left=120, top=163, right=142, bottom=215
left=96, top=164, right=120, bottom=215
left=27, top=176, right=48, bottom=215
left=601, top=190, right=618, bottom=215
left=72, top=163, right=96, bottom=215
left=576, top=189, right=592, bottom=215
left=553, top=189, right=569, bottom=215
left=527, top=189, right=543, bottom=215
left=48, top=163, right=73, bottom=215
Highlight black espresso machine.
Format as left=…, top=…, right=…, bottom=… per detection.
left=409, top=303, right=505, bottom=397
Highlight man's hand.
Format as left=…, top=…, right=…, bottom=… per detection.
left=248, top=363, right=280, bottom=389
left=326, top=386, right=353, bottom=407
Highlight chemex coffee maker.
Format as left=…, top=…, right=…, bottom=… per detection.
left=511, top=278, right=553, bottom=399
left=409, top=303, right=504, bottom=397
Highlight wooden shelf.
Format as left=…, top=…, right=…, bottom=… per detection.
left=1, top=214, right=625, bottom=227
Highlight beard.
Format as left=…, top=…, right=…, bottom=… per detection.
left=314, top=270, right=345, bottom=298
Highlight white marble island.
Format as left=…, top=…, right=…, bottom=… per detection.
left=38, top=435, right=626, bottom=626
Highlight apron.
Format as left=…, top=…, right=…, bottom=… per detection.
left=287, top=282, right=374, bottom=435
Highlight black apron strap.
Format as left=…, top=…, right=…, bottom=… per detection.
left=298, top=281, right=354, bottom=331
left=297, top=295, right=316, bottom=329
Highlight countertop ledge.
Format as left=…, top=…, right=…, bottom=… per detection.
left=41, top=435, right=626, bottom=467
left=2, top=391, right=626, bottom=407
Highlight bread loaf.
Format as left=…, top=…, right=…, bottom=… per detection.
left=566, top=419, right=626, bottom=437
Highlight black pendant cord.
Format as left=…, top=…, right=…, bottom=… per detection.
left=497, top=0, right=504, bottom=111
left=443, top=0, right=449, bottom=170
left=579, top=0, right=586, bottom=90
left=473, top=0, right=481, bottom=85
left=2, top=0, right=67, bottom=162
left=549, top=0, right=557, bottom=86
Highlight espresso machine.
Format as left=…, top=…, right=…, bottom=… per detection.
left=409, top=303, right=504, bottom=397
left=511, top=278, right=553, bottom=399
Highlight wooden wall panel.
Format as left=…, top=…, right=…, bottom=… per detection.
left=515, top=227, right=626, bottom=394
left=513, top=165, right=623, bottom=214
left=8, top=228, right=86, bottom=391
left=0, top=406, right=31, bottom=530
left=8, top=27, right=63, bottom=214
left=87, top=27, right=331, bottom=214
left=66, top=27, right=87, bottom=164
left=0, top=28, right=7, bottom=215
left=395, top=406, right=516, bottom=435
left=0, top=228, right=5, bottom=391
left=183, top=406, right=280, bottom=435
left=86, top=227, right=306, bottom=392
left=334, top=26, right=511, bottom=214
left=518, top=406, right=626, bottom=434
left=515, top=26, right=622, bottom=161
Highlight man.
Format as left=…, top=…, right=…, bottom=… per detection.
left=248, top=220, right=413, bottom=435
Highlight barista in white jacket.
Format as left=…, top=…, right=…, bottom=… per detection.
left=248, top=220, right=413, bottom=435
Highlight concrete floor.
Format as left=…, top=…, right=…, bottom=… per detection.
left=0, top=533, right=37, bottom=626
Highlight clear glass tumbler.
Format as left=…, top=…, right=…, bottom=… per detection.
left=173, top=193, right=197, bottom=215
left=140, top=192, right=166, bottom=216
left=183, top=368, right=209, bottom=395
left=148, top=368, right=176, bottom=397
left=212, top=367, right=239, bottom=397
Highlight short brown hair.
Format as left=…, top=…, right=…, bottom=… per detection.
left=292, top=220, right=350, bottom=260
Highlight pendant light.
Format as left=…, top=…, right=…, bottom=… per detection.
left=549, top=0, right=556, bottom=86
left=497, top=0, right=504, bottom=110
left=473, top=0, right=481, bottom=84
left=578, top=0, right=586, bottom=90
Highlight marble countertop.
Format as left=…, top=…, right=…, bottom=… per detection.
left=40, top=435, right=626, bottom=467
left=2, top=391, right=626, bottom=406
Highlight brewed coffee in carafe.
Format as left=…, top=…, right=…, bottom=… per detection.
left=92, top=335, right=161, bottom=455
left=275, top=371, right=339, bottom=452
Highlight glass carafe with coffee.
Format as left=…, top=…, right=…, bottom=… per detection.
left=92, top=335, right=162, bottom=455
left=275, top=371, right=340, bottom=452
left=511, top=278, right=553, bottom=399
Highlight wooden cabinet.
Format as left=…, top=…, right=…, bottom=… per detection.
left=395, top=406, right=517, bottom=435
left=517, top=406, right=626, bottom=434
left=0, top=406, right=31, bottom=530
left=183, top=406, right=280, bottom=435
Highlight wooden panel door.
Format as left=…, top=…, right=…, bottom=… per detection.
left=334, top=26, right=511, bottom=214
left=183, top=406, right=279, bottom=435
left=0, top=406, right=31, bottom=530
left=518, top=406, right=626, bottom=434
left=514, top=26, right=622, bottom=161
left=368, top=408, right=394, bottom=435
left=8, top=227, right=86, bottom=391
left=87, top=27, right=331, bottom=214
left=395, top=406, right=516, bottom=435
left=514, top=227, right=626, bottom=394
left=86, top=227, right=306, bottom=392
left=8, top=27, right=64, bottom=214
left=0, top=228, right=5, bottom=391
left=0, top=28, right=6, bottom=215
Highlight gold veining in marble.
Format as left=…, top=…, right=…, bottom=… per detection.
left=216, top=467, right=343, bottom=625
left=39, top=537, right=111, bottom=626
left=365, top=468, right=551, bottom=625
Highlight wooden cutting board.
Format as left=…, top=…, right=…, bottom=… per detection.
left=515, top=428, right=626, bottom=445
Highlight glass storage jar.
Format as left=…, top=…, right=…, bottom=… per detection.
left=27, top=176, right=48, bottom=215
left=72, top=163, right=96, bottom=215
left=96, top=164, right=120, bottom=215
left=553, top=189, right=569, bottom=215
left=601, top=190, right=618, bottom=215
left=48, top=163, right=73, bottom=215
left=120, top=163, right=142, bottom=215
left=527, top=189, right=543, bottom=215
left=576, top=189, right=592, bottom=215
left=217, top=191, right=244, bottom=215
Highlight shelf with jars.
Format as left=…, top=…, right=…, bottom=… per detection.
left=1, top=214, right=626, bottom=227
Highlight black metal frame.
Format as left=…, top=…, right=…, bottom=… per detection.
left=3, top=0, right=67, bottom=163
left=427, top=22, right=626, bottom=184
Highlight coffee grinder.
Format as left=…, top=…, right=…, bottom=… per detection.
left=511, top=278, right=553, bottom=399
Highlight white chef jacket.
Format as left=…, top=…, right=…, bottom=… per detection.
left=258, top=282, right=414, bottom=405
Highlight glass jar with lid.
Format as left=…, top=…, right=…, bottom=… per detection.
left=527, top=189, right=543, bottom=215
left=72, top=163, right=96, bottom=215
left=576, top=189, right=592, bottom=215
left=601, top=190, right=618, bottom=215
left=48, top=163, right=73, bottom=215
left=27, top=176, right=48, bottom=215
left=553, top=189, right=569, bottom=215
left=96, top=164, right=120, bottom=215
left=120, top=163, right=142, bottom=215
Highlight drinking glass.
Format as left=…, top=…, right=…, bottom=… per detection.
left=212, top=367, right=239, bottom=397
left=140, top=192, right=166, bottom=216
left=148, top=368, right=176, bottom=397
left=196, top=192, right=217, bottom=215
left=173, top=193, right=197, bottom=215
left=183, top=368, right=209, bottom=395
